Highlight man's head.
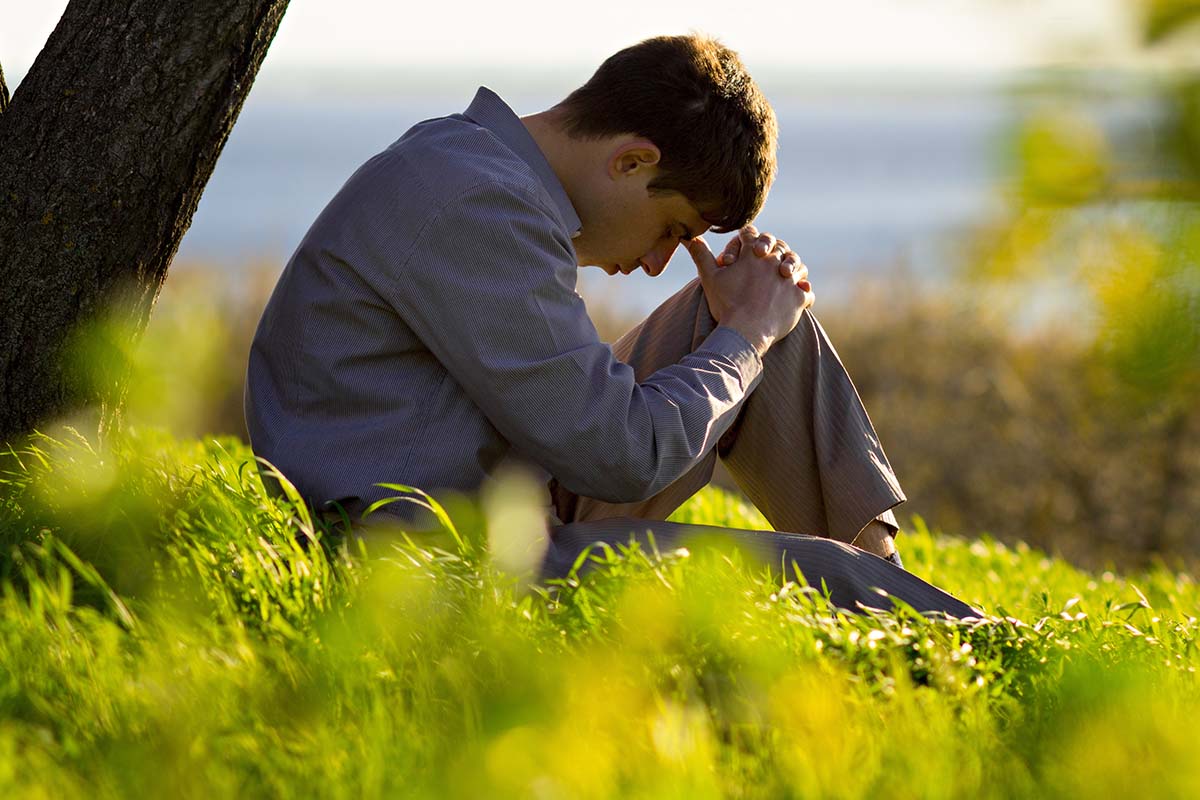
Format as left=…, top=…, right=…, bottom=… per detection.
left=528, top=34, right=778, bottom=275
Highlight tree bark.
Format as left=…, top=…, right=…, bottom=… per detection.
left=0, top=0, right=289, bottom=442
left=0, top=60, right=10, bottom=115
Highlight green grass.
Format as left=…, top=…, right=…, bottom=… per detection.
left=1, top=428, right=1198, bottom=798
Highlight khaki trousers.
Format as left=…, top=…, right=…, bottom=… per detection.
left=543, top=278, right=978, bottom=617
left=550, top=276, right=904, bottom=539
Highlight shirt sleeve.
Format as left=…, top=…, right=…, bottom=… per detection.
left=377, top=180, right=764, bottom=503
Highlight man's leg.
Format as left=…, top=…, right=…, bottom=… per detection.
left=552, top=277, right=904, bottom=546
left=544, top=279, right=974, bottom=616
left=716, top=304, right=906, bottom=553
left=540, top=518, right=979, bottom=618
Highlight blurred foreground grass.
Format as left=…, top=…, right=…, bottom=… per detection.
left=2, top=429, right=1198, bottom=798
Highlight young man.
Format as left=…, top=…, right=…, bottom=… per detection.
left=245, top=35, right=977, bottom=616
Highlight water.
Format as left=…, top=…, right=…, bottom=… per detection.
left=177, top=74, right=1163, bottom=313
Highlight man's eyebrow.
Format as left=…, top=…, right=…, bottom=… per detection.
left=679, top=223, right=705, bottom=241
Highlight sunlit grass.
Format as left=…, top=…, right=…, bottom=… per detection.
left=1, top=428, right=1198, bottom=798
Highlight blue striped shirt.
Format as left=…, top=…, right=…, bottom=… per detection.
left=245, top=87, right=764, bottom=517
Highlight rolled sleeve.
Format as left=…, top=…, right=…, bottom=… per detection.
left=377, top=181, right=763, bottom=502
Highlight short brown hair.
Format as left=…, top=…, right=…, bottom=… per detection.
left=555, top=34, right=778, bottom=233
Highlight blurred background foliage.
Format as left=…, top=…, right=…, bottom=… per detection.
left=942, top=0, right=1200, bottom=564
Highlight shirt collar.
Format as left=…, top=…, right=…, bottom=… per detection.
left=462, top=86, right=583, bottom=239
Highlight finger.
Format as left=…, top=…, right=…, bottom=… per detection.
left=779, top=254, right=807, bottom=280
left=779, top=253, right=797, bottom=278
left=718, top=235, right=742, bottom=266
left=801, top=286, right=816, bottom=309
left=753, top=232, right=777, bottom=257
left=683, top=236, right=719, bottom=279
left=738, top=225, right=760, bottom=246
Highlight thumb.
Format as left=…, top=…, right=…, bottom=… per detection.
left=684, top=236, right=718, bottom=279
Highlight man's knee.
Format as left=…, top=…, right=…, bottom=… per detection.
left=771, top=308, right=825, bottom=359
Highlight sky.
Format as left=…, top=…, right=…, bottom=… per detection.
left=0, top=0, right=1162, bottom=85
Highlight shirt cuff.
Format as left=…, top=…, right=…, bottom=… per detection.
left=697, top=324, right=764, bottom=391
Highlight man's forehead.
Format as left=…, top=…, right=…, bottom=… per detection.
left=665, top=195, right=711, bottom=239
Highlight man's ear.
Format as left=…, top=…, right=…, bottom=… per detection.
left=607, top=139, right=661, bottom=181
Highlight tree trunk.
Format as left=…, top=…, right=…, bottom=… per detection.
left=0, top=60, right=10, bottom=114
left=0, top=0, right=289, bottom=442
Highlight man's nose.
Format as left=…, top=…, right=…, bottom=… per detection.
left=640, top=241, right=678, bottom=276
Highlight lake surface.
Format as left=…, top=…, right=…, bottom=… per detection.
left=177, top=73, right=1163, bottom=313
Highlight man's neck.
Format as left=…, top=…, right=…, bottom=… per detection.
left=520, top=110, right=598, bottom=225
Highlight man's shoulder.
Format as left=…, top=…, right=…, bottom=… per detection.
left=297, top=110, right=574, bottom=284
left=383, top=114, right=554, bottom=215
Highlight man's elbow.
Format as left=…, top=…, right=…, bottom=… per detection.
left=564, top=453, right=675, bottom=505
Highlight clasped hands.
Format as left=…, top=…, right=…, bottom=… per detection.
left=717, top=225, right=812, bottom=290
left=684, top=225, right=816, bottom=356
